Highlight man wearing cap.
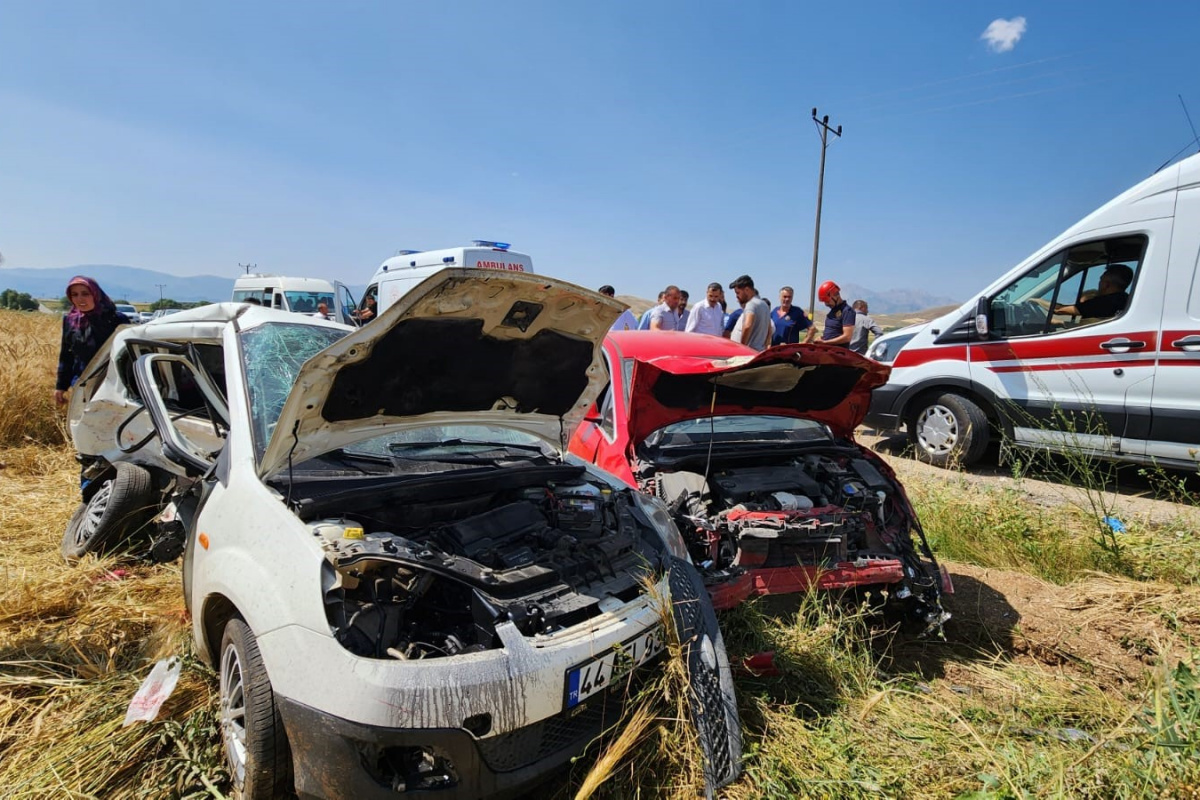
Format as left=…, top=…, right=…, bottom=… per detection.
left=729, top=275, right=771, bottom=351
left=685, top=282, right=727, bottom=336
left=805, top=280, right=856, bottom=347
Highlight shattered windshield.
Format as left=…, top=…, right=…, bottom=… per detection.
left=644, top=415, right=829, bottom=450
left=241, top=322, right=347, bottom=460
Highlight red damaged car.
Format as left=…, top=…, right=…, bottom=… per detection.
left=569, top=331, right=950, bottom=632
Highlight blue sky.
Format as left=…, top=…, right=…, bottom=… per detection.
left=2, top=2, right=1198, bottom=305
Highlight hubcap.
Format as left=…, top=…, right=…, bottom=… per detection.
left=74, top=480, right=113, bottom=547
left=219, top=642, right=248, bottom=785
left=916, top=405, right=958, bottom=455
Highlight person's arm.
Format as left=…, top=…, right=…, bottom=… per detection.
left=870, top=320, right=883, bottom=336
left=683, top=307, right=699, bottom=333
left=737, top=310, right=756, bottom=345
left=649, top=308, right=667, bottom=331
left=54, top=317, right=72, bottom=405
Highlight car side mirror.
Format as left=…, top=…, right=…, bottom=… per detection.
left=975, top=296, right=990, bottom=337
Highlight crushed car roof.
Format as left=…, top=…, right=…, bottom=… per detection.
left=259, top=269, right=623, bottom=477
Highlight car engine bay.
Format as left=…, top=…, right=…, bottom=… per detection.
left=294, top=466, right=664, bottom=660
left=640, top=448, right=947, bottom=624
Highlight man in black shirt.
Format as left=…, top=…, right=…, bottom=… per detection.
left=1054, top=264, right=1133, bottom=319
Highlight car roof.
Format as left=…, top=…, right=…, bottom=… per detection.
left=606, top=330, right=755, bottom=360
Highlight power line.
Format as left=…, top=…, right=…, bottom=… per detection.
left=154, top=283, right=166, bottom=302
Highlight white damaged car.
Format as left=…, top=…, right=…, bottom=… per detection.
left=65, top=270, right=741, bottom=799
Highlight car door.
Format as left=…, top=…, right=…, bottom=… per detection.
left=334, top=281, right=358, bottom=326
left=1143, top=179, right=1200, bottom=465
left=569, top=342, right=637, bottom=485
left=970, top=229, right=1166, bottom=458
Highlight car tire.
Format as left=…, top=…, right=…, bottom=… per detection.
left=908, top=393, right=989, bottom=468
left=219, top=618, right=293, bottom=799
left=60, top=462, right=155, bottom=564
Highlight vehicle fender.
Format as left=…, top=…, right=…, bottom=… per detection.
left=187, top=480, right=329, bottom=667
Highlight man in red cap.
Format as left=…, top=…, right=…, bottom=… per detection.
left=805, top=280, right=856, bottom=347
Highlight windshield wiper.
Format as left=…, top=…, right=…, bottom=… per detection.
left=387, top=438, right=550, bottom=461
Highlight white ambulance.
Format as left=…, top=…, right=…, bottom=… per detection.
left=231, top=275, right=357, bottom=326
left=865, top=152, right=1200, bottom=470
left=363, top=241, right=533, bottom=316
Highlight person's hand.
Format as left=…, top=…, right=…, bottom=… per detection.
left=54, top=389, right=66, bottom=406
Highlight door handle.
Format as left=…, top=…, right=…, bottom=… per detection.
left=1099, top=338, right=1146, bottom=352
left=1170, top=334, right=1200, bottom=352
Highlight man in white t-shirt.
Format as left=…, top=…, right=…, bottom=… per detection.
left=684, top=282, right=726, bottom=336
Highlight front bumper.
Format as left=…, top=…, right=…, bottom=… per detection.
left=706, top=561, right=906, bottom=611
left=864, top=383, right=905, bottom=431
left=279, top=688, right=627, bottom=800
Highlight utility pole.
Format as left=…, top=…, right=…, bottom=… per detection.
left=155, top=283, right=166, bottom=302
left=807, top=108, right=842, bottom=317
left=239, top=262, right=257, bottom=275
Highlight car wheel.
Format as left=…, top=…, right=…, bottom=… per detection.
left=219, top=618, right=292, bottom=799
left=60, top=462, right=155, bottom=564
left=908, top=393, right=989, bottom=468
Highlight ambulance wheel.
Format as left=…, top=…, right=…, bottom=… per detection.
left=908, top=393, right=988, bottom=468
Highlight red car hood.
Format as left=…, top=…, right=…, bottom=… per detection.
left=626, top=344, right=891, bottom=445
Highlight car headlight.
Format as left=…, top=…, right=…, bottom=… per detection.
left=632, top=491, right=690, bottom=562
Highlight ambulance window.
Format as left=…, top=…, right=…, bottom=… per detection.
left=989, top=235, right=1146, bottom=338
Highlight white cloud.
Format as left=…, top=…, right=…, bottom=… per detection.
left=980, top=17, right=1027, bottom=53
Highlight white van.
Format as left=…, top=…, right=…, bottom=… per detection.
left=865, top=152, right=1200, bottom=470
left=232, top=275, right=357, bottom=325
left=363, top=241, right=533, bottom=316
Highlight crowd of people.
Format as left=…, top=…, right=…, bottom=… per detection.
left=51, top=271, right=888, bottom=409
left=599, top=275, right=883, bottom=355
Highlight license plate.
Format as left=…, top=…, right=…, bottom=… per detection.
left=565, top=626, right=664, bottom=709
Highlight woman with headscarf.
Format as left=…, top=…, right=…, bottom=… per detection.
left=54, top=276, right=126, bottom=406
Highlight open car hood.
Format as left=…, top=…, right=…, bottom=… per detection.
left=626, top=344, right=891, bottom=446
left=259, top=269, right=623, bottom=478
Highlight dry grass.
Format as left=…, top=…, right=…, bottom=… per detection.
left=0, top=310, right=67, bottom=448
left=0, top=443, right=224, bottom=798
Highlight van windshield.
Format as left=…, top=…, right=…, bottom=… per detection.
left=284, top=291, right=335, bottom=314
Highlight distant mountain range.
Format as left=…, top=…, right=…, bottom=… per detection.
left=0, top=265, right=238, bottom=303
left=834, top=282, right=959, bottom=315
left=0, top=264, right=959, bottom=313
left=0, top=264, right=368, bottom=304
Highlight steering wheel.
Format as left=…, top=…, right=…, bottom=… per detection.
left=1013, top=300, right=1048, bottom=329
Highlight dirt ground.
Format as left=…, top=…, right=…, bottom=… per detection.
left=933, top=562, right=1195, bottom=688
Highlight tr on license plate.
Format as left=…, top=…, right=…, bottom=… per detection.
left=565, top=626, right=664, bottom=709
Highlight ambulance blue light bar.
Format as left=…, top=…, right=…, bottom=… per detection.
left=472, top=240, right=511, bottom=251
